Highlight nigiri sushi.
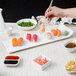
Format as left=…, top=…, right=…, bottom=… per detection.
left=33, top=34, right=38, bottom=42
left=46, top=32, right=51, bottom=39
left=17, top=37, right=23, bottom=46
left=39, top=25, right=45, bottom=33
left=12, top=38, right=17, bottom=47
left=26, top=33, right=32, bottom=41
left=56, top=29, right=61, bottom=37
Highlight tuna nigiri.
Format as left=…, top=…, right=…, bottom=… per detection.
left=12, top=38, right=17, bottom=47
left=33, top=34, right=38, bottom=42
left=17, top=37, right=23, bottom=46
left=26, top=33, right=32, bottom=41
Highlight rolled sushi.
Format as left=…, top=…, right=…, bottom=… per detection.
left=46, top=32, right=51, bottom=40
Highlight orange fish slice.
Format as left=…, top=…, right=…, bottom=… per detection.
left=17, top=37, right=23, bottom=46
left=12, top=38, right=17, bottom=47
left=51, top=29, right=57, bottom=36
left=56, top=29, right=61, bottom=37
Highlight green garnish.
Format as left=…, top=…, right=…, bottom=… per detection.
left=63, top=31, right=69, bottom=36
left=18, top=22, right=34, bottom=27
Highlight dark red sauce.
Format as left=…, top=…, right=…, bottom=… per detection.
left=5, top=56, right=19, bottom=60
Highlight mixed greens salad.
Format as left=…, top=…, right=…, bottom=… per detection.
left=18, top=22, right=34, bottom=27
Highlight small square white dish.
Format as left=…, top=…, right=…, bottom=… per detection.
left=33, top=55, right=51, bottom=71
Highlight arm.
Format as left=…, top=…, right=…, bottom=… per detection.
left=45, top=6, right=76, bottom=21
left=62, top=8, right=76, bottom=19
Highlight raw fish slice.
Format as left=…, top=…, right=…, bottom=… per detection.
left=33, top=34, right=38, bottom=42
left=51, top=29, right=57, bottom=36
left=26, top=33, right=32, bottom=41
left=56, top=29, right=61, bottom=37
left=12, top=38, right=17, bottom=47
left=18, top=37, right=23, bottom=46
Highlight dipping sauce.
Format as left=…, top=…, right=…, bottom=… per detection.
left=4, top=60, right=18, bottom=64
left=5, top=56, right=20, bottom=60
left=65, top=42, right=76, bottom=48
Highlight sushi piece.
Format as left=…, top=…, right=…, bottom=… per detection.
left=33, top=34, right=38, bottom=42
left=26, top=33, right=32, bottom=41
left=63, top=31, right=69, bottom=36
left=17, top=37, right=23, bottom=46
left=56, top=29, right=61, bottom=37
left=46, top=32, right=51, bottom=39
left=51, top=29, right=57, bottom=36
left=12, top=38, right=17, bottom=47
left=39, top=25, right=45, bottom=33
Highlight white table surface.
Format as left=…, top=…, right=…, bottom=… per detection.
left=0, top=23, right=76, bottom=76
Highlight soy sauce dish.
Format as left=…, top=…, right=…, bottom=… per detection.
left=4, top=55, right=21, bottom=67
left=64, top=40, right=76, bottom=52
left=17, top=19, right=37, bottom=31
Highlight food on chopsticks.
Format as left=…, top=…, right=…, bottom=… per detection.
left=35, top=57, right=48, bottom=66
left=12, top=38, right=17, bottom=47
left=46, top=32, right=51, bottom=39
left=39, top=25, right=45, bottom=33
left=65, top=60, right=76, bottom=72
left=12, top=37, right=23, bottom=47
left=26, top=33, right=32, bottom=41
left=18, top=37, right=23, bottom=46
left=63, top=31, right=69, bottom=36
left=18, top=22, right=34, bottom=27
left=33, top=34, right=38, bottom=42
left=51, top=29, right=61, bottom=37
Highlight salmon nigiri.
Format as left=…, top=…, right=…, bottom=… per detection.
left=56, top=29, right=61, bottom=37
left=33, top=34, right=38, bottom=42
left=12, top=38, right=17, bottom=47
left=51, top=29, right=57, bottom=36
left=18, top=37, right=23, bottom=46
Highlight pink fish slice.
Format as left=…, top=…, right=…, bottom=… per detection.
left=26, top=33, right=32, bottom=41
left=33, top=34, right=38, bottom=42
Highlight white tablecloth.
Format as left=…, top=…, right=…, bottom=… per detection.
left=0, top=23, right=76, bottom=76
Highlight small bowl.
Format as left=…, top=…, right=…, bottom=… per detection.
left=4, top=55, right=21, bottom=67
left=64, top=40, right=76, bottom=53
left=33, top=55, right=51, bottom=70
left=17, top=19, right=37, bottom=31
left=67, top=70, right=76, bottom=74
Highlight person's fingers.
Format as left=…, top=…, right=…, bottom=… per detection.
left=46, top=11, right=54, bottom=18
left=45, top=8, right=49, bottom=17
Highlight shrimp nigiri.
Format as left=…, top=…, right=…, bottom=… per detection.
left=39, top=25, right=45, bottom=33
left=46, top=32, right=51, bottom=39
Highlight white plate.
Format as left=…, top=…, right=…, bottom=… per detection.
left=2, top=25, right=74, bottom=53
left=17, top=19, right=37, bottom=30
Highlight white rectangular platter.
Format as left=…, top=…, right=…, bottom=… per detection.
left=3, top=25, right=74, bottom=53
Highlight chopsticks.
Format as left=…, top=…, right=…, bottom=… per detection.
left=49, top=0, right=54, bottom=9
